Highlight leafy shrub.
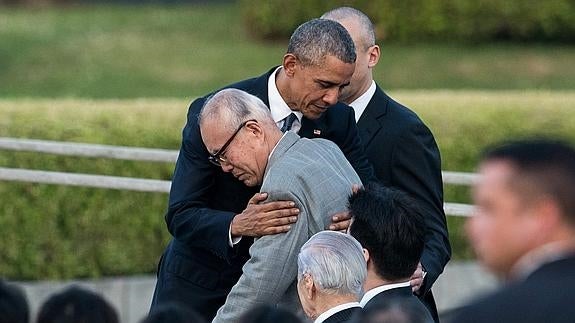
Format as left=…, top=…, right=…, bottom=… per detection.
left=240, top=0, right=575, bottom=43
left=1, top=92, right=574, bottom=279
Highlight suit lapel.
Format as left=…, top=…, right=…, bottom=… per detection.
left=300, top=115, right=327, bottom=139
left=357, top=86, right=389, bottom=147
left=249, top=67, right=276, bottom=107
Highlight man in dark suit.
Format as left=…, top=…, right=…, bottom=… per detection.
left=297, top=231, right=366, bottom=323
left=150, top=18, right=375, bottom=321
left=322, top=7, right=450, bottom=321
left=451, top=139, right=575, bottom=323
left=348, top=184, right=433, bottom=322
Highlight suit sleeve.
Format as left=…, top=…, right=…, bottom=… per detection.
left=165, top=98, right=236, bottom=260
left=212, top=190, right=308, bottom=323
left=335, top=107, right=377, bottom=184
left=391, top=123, right=451, bottom=294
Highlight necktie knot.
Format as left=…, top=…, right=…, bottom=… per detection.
left=281, top=113, right=298, bottom=133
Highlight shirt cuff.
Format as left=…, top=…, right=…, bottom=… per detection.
left=228, top=225, right=242, bottom=247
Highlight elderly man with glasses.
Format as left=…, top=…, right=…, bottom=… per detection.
left=198, top=88, right=361, bottom=322
left=151, top=18, right=375, bottom=322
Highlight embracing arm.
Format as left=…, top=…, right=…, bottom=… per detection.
left=166, top=99, right=299, bottom=259
left=338, top=107, right=377, bottom=184
left=212, top=191, right=308, bottom=323
left=165, top=98, right=237, bottom=259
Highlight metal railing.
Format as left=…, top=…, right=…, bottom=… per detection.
left=0, top=137, right=476, bottom=216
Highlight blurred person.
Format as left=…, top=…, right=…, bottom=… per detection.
left=321, top=7, right=450, bottom=321
left=151, top=18, right=376, bottom=321
left=351, top=297, right=434, bottom=323
left=451, top=139, right=575, bottom=323
left=141, top=302, right=206, bottom=323
left=297, top=231, right=366, bottom=323
left=348, top=183, right=433, bottom=321
left=238, top=304, right=303, bottom=323
left=199, top=89, right=362, bottom=322
left=37, top=285, right=118, bottom=323
left=0, top=279, right=29, bottom=323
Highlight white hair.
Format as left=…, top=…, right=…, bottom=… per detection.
left=297, top=231, right=366, bottom=297
left=198, top=88, right=274, bottom=132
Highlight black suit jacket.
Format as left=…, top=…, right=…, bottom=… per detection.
left=362, top=286, right=433, bottom=322
left=451, top=255, right=575, bottom=323
left=357, top=86, right=451, bottom=321
left=150, top=67, right=375, bottom=321
left=322, top=306, right=360, bottom=323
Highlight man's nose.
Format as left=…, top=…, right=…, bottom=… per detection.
left=323, top=88, right=339, bottom=106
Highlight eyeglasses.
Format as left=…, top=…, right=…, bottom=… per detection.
left=208, top=119, right=256, bottom=166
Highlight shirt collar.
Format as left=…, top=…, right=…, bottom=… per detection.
left=348, top=81, right=376, bottom=122
left=511, top=241, right=575, bottom=281
left=359, top=281, right=411, bottom=308
left=314, top=302, right=361, bottom=323
left=267, top=66, right=303, bottom=124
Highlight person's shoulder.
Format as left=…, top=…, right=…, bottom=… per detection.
left=374, top=87, right=425, bottom=126
left=222, top=67, right=275, bottom=92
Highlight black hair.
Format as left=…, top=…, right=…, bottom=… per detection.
left=348, top=183, right=426, bottom=281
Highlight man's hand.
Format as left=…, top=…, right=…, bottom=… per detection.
left=328, top=211, right=351, bottom=232
left=410, top=262, right=426, bottom=294
left=328, top=184, right=362, bottom=232
left=231, top=192, right=299, bottom=237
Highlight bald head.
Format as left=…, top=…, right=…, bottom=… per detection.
left=321, top=7, right=376, bottom=51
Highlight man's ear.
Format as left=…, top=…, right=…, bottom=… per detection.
left=367, top=45, right=380, bottom=68
left=282, top=54, right=298, bottom=77
left=244, top=120, right=263, bottom=137
left=303, top=274, right=316, bottom=300
left=363, top=248, right=370, bottom=264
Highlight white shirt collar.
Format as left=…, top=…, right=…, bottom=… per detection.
left=511, top=241, right=575, bottom=281
left=359, top=281, right=411, bottom=308
left=313, top=302, right=361, bottom=323
left=348, top=81, right=376, bottom=122
left=267, top=66, right=303, bottom=128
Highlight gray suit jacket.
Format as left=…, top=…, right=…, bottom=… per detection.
left=212, top=131, right=362, bottom=322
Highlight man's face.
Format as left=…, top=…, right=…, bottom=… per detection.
left=466, top=160, right=537, bottom=277
left=337, top=19, right=373, bottom=104
left=200, top=120, right=267, bottom=187
left=289, top=55, right=354, bottom=119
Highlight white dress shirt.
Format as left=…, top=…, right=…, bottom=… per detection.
left=268, top=67, right=303, bottom=133
left=348, top=80, right=376, bottom=122
left=359, top=281, right=411, bottom=308
left=314, top=302, right=361, bottom=323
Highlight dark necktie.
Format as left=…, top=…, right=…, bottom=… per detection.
left=280, top=113, right=298, bottom=133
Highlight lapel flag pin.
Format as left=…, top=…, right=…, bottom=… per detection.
left=313, top=129, right=321, bottom=135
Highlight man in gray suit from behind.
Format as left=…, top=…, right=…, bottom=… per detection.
left=199, top=88, right=362, bottom=322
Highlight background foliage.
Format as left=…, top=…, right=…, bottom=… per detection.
left=0, top=1, right=574, bottom=280
left=241, top=0, right=575, bottom=43
left=1, top=92, right=574, bottom=279
left=1, top=4, right=575, bottom=99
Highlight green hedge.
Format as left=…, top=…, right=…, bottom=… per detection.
left=1, top=92, right=575, bottom=280
left=240, top=0, right=575, bottom=43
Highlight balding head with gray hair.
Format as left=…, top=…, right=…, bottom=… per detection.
left=199, top=88, right=276, bottom=133
left=297, top=231, right=366, bottom=297
left=287, top=18, right=356, bottom=67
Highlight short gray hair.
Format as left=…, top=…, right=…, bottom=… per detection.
left=297, top=231, right=366, bottom=297
left=287, top=18, right=356, bottom=67
left=198, top=88, right=274, bottom=132
left=321, top=7, right=376, bottom=51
